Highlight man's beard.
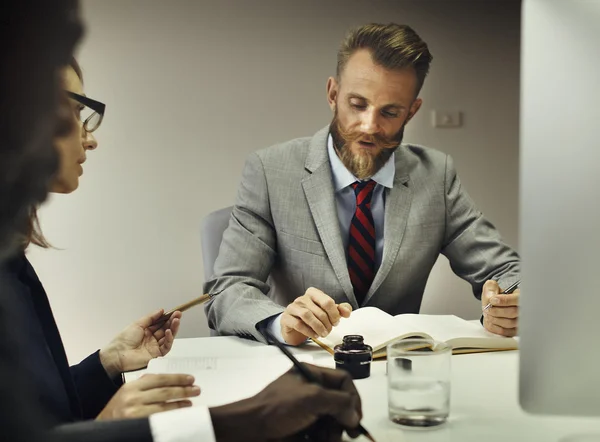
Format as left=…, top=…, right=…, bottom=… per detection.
left=330, top=110, right=404, bottom=180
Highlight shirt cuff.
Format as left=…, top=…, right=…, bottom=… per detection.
left=265, top=313, right=287, bottom=344
left=150, top=406, right=215, bottom=442
left=264, top=313, right=308, bottom=345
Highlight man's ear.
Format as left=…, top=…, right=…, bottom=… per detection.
left=326, top=77, right=339, bottom=112
left=406, top=98, right=423, bottom=123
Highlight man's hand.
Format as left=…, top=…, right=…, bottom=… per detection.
left=281, top=288, right=352, bottom=346
left=96, top=374, right=200, bottom=420
left=209, top=364, right=362, bottom=442
left=99, top=309, right=182, bottom=377
left=481, top=280, right=520, bottom=337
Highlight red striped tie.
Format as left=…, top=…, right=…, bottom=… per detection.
left=348, top=180, right=377, bottom=305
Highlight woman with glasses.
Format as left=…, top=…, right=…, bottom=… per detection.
left=4, top=58, right=201, bottom=426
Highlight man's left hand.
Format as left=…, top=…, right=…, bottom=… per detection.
left=100, top=309, right=182, bottom=377
left=481, top=280, right=519, bottom=337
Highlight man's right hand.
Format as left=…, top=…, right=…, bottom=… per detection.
left=96, top=373, right=200, bottom=420
left=280, top=287, right=352, bottom=345
left=209, top=364, right=362, bottom=442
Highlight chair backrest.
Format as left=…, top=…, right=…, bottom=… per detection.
left=200, top=206, right=233, bottom=337
left=200, top=206, right=233, bottom=281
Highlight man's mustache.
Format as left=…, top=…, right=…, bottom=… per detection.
left=337, top=127, right=399, bottom=150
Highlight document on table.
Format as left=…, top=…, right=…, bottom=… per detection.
left=147, top=353, right=314, bottom=407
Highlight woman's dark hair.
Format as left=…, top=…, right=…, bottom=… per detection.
left=0, top=0, right=82, bottom=259
left=25, top=57, right=84, bottom=249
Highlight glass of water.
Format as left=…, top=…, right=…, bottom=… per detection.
left=387, top=338, right=451, bottom=428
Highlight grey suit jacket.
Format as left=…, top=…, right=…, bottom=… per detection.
left=204, top=127, right=520, bottom=342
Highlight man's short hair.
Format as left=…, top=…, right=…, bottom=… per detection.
left=337, top=23, right=433, bottom=95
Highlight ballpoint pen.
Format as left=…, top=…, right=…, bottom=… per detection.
left=483, top=280, right=520, bottom=312
left=262, top=327, right=376, bottom=442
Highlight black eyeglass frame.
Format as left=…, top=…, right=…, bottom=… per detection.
left=66, top=91, right=106, bottom=133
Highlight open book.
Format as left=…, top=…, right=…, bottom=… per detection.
left=314, top=307, right=518, bottom=358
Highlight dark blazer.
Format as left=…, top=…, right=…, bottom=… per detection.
left=0, top=253, right=153, bottom=441
left=0, top=285, right=50, bottom=442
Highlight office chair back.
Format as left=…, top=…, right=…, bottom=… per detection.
left=201, top=206, right=233, bottom=336
left=201, top=206, right=233, bottom=281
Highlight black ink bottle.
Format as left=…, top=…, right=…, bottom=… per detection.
left=334, top=335, right=373, bottom=379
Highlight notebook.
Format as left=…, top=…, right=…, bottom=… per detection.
left=314, top=307, right=518, bottom=358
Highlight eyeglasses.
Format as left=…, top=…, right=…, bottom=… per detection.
left=66, top=91, right=106, bottom=133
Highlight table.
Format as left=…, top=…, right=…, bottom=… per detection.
left=126, top=337, right=600, bottom=442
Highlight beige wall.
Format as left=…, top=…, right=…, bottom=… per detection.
left=29, top=0, right=521, bottom=363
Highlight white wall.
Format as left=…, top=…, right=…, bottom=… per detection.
left=29, top=0, right=521, bottom=363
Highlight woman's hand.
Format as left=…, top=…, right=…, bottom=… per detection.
left=100, top=309, right=182, bottom=377
left=96, top=373, right=199, bottom=420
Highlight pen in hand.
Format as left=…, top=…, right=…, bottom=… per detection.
left=483, top=280, right=521, bottom=312
left=262, top=327, right=376, bottom=442
left=152, top=293, right=213, bottom=327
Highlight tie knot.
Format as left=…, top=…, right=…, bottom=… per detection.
left=351, top=180, right=376, bottom=194
left=351, top=180, right=376, bottom=206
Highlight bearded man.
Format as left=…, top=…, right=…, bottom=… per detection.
left=205, top=23, right=521, bottom=345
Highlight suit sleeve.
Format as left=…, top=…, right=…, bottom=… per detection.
left=441, top=155, right=520, bottom=298
left=0, top=267, right=51, bottom=442
left=204, top=153, right=285, bottom=342
left=70, top=350, right=122, bottom=419
left=51, top=418, right=153, bottom=442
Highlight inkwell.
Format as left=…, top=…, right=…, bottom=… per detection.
left=334, top=335, right=373, bottom=379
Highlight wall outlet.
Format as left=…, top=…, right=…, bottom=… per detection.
left=432, top=110, right=462, bottom=128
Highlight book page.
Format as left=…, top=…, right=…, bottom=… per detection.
left=319, top=307, right=426, bottom=351
left=394, top=314, right=517, bottom=350
left=318, top=308, right=517, bottom=353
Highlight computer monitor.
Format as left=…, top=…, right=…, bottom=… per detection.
left=519, top=0, right=600, bottom=416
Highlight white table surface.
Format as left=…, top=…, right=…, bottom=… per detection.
left=126, top=336, right=600, bottom=442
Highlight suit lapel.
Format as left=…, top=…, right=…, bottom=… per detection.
left=302, top=127, right=357, bottom=306
left=364, top=148, right=412, bottom=304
